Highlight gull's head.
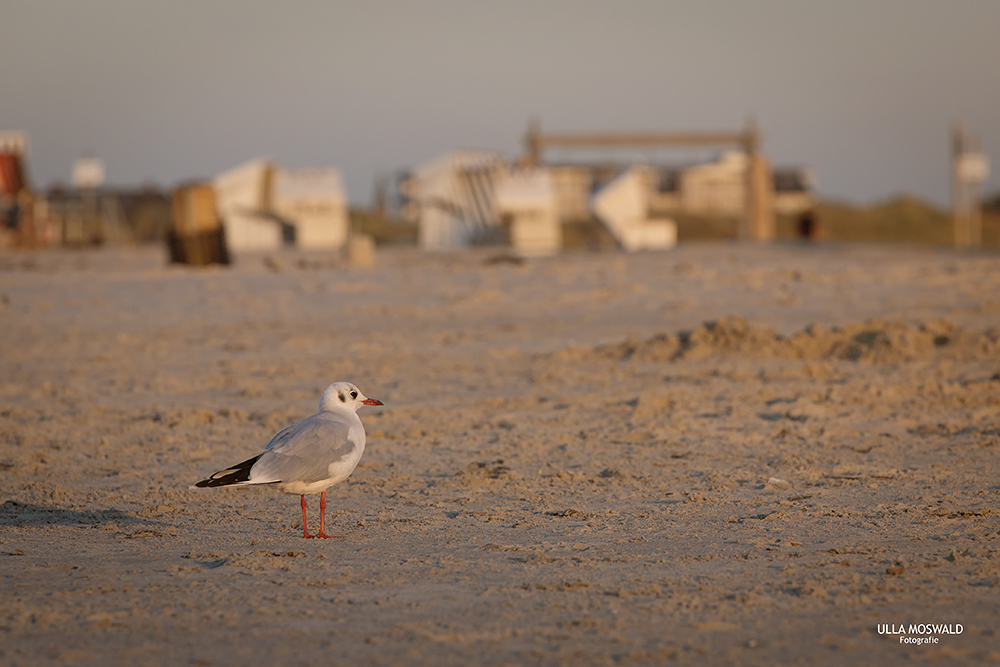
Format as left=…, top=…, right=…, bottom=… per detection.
left=319, top=381, right=383, bottom=413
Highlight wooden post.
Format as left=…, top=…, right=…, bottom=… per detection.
left=752, top=153, right=776, bottom=240
left=523, top=118, right=541, bottom=167
left=970, top=166, right=983, bottom=247
left=82, top=187, right=99, bottom=244
left=742, top=117, right=775, bottom=241
left=741, top=118, right=755, bottom=240
left=953, top=124, right=968, bottom=247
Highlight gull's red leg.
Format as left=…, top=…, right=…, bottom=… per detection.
left=301, top=495, right=314, bottom=539
left=316, top=491, right=344, bottom=539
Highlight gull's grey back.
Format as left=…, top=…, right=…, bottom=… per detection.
left=250, top=412, right=362, bottom=485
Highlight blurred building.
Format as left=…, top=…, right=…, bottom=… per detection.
left=398, top=149, right=813, bottom=253
left=0, top=137, right=146, bottom=248
left=273, top=167, right=349, bottom=249
left=494, top=168, right=561, bottom=256
left=213, top=159, right=348, bottom=252
left=549, top=164, right=621, bottom=221
left=671, top=151, right=812, bottom=216
left=40, top=185, right=171, bottom=246
left=117, top=188, right=173, bottom=241
left=1, top=142, right=172, bottom=247
left=590, top=166, right=677, bottom=251
left=40, top=156, right=128, bottom=245
left=41, top=186, right=131, bottom=245
left=0, top=131, right=34, bottom=247
left=400, top=150, right=508, bottom=250
left=0, top=132, right=29, bottom=198
left=213, top=160, right=282, bottom=251
left=552, top=152, right=813, bottom=220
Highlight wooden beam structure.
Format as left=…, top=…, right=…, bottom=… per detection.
left=528, top=131, right=748, bottom=155
left=523, top=118, right=774, bottom=241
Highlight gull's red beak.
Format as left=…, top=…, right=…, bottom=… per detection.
left=362, top=398, right=383, bottom=406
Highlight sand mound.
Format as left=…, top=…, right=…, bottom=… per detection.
left=596, top=316, right=1000, bottom=363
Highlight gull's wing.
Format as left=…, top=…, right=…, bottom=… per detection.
left=249, top=412, right=362, bottom=486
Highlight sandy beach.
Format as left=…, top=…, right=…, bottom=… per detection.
left=1, top=241, right=999, bottom=665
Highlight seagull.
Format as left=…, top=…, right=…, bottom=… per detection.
left=195, top=382, right=383, bottom=538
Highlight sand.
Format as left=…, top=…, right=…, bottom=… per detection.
left=1, top=241, right=999, bottom=665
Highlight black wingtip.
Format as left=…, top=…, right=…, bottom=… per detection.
left=194, top=453, right=264, bottom=488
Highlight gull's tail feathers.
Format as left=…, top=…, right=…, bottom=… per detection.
left=195, top=453, right=266, bottom=488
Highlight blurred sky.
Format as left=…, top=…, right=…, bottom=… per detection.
left=2, top=0, right=998, bottom=206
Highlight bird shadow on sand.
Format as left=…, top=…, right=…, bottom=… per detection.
left=0, top=499, right=155, bottom=527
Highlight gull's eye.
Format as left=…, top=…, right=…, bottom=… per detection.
left=350, top=391, right=358, bottom=399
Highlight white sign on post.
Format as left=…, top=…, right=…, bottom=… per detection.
left=957, top=152, right=990, bottom=184
left=72, top=157, right=106, bottom=189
